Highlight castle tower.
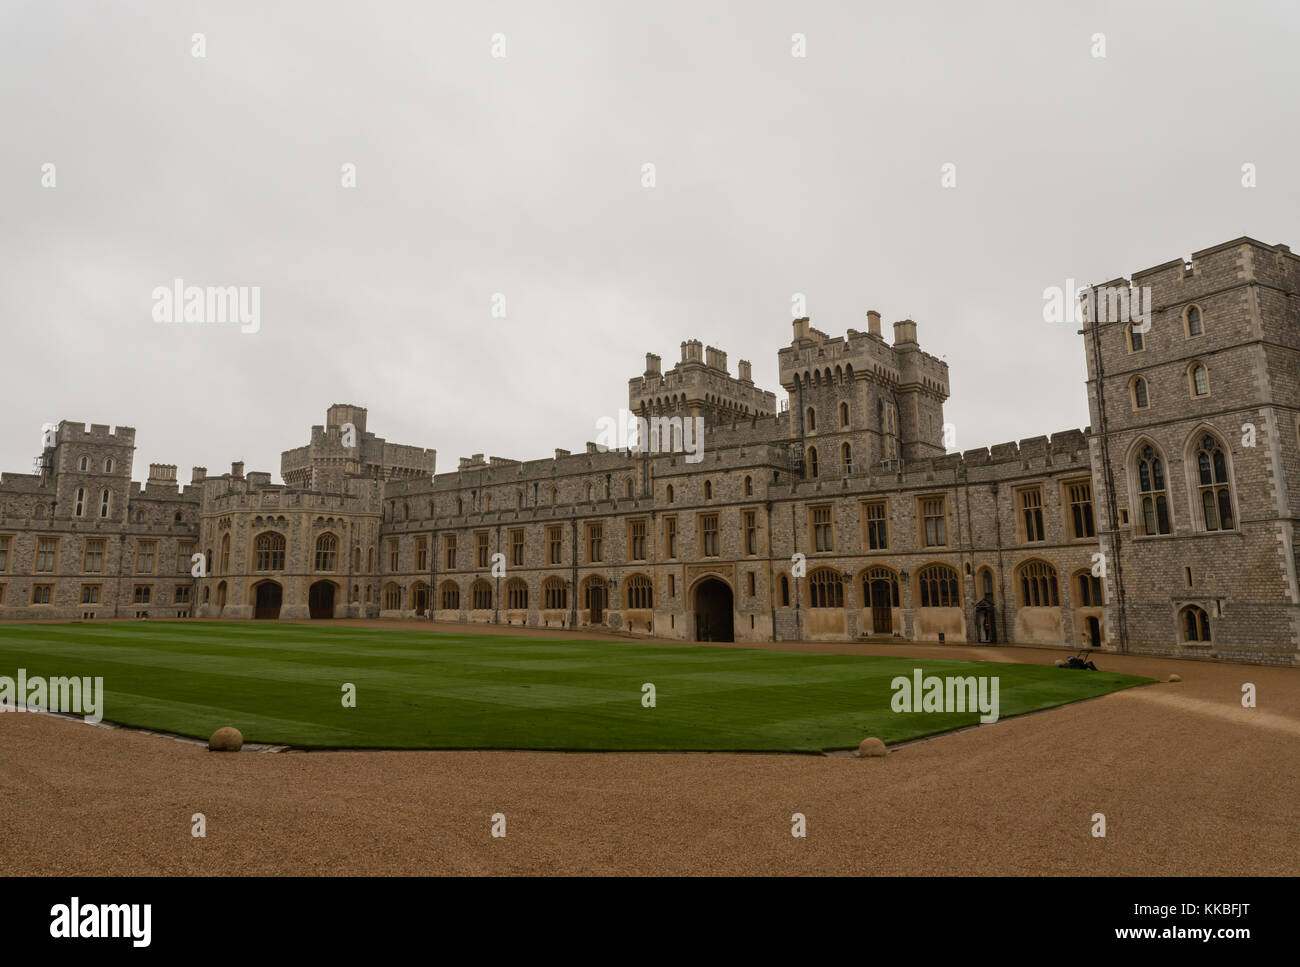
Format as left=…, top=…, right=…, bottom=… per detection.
left=777, top=313, right=949, bottom=479
left=1082, top=237, right=1300, bottom=662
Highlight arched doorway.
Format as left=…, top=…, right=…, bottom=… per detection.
left=309, top=581, right=335, bottom=619
left=693, top=578, right=734, bottom=642
left=253, top=581, right=282, bottom=620
left=584, top=577, right=607, bottom=624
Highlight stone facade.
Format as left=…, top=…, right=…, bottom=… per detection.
left=1, top=236, right=1296, bottom=664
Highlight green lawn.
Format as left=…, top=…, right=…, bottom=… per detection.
left=0, top=622, right=1152, bottom=752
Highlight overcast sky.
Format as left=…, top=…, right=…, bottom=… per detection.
left=2, top=0, right=1296, bottom=485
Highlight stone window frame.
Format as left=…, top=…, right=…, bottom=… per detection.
left=35, top=536, right=60, bottom=573
left=1015, top=558, right=1060, bottom=607
left=1182, top=426, right=1238, bottom=534
left=628, top=518, right=648, bottom=561
left=586, top=522, right=604, bottom=563
left=1187, top=360, right=1211, bottom=398
left=1182, top=303, right=1205, bottom=339
left=860, top=499, right=889, bottom=551
left=1130, top=374, right=1150, bottom=410
left=809, top=503, right=834, bottom=553
left=1129, top=438, right=1174, bottom=538
left=698, top=512, right=720, bottom=558
left=83, top=538, right=106, bottom=573
left=1061, top=477, right=1096, bottom=541
left=1177, top=602, right=1212, bottom=643
left=1016, top=484, right=1047, bottom=544
left=917, top=494, right=949, bottom=549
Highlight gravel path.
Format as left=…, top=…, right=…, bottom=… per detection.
left=3, top=634, right=1296, bottom=876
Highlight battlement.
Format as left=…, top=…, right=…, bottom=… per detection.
left=55, top=421, right=136, bottom=446
left=778, top=316, right=949, bottom=398
left=1083, top=237, right=1300, bottom=326
left=630, top=338, right=778, bottom=420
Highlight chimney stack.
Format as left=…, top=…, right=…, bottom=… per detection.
left=231, top=461, right=244, bottom=478
left=866, top=310, right=882, bottom=337
left=893, top=319, right=917, bottom=345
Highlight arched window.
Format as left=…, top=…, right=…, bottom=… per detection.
left=1180, top=604, right=1211, bottom=642
left=585, top=483, right=593, bottom=501
left=1193, top=433, right=1234, bottom=531
left=839, top=401, right=849, bottom=427
left=471, top=579, right=492, bottom=609
left=780, top=574, right=790, bottom=607
left=624, top=478, right=634, bottom=498
left=1074, top=569, right=1103, bottom=606
left=104, top=458, right=113, bottom=473
left=353, top=546, right=361, bottom=571
left=220, top=534, right=230, bottom=572
left=75, top=488, right=85, bottom=517
left=79, top=456, right=88, bottom=471
left=807, top=407, right=816, bottom=432
left=440, top=580, right=460, bottom=610
left=978, top=566, right=994, bottom=601
left=254, top=532, right=286, bottom=571
left=808, top=568, right=844, bottom=608
left=1132, top=376, right=1149, bottom=409
left=863, top=566, right=900, bottom=607
left=666, top=484, right=674, bottom=503
left=1189, top=363, right=1209, bottom=397
left=1185, top=304, right=1204, bottom=337
left=744, top=475, right=753, bottom=496
left=626, top=574, right=653, bottom=609
left=315, top=533, right=338, bottom=571
left=505, top=578, right=529, bottom=610
left=704, top=480, right=712, bottom=500
left=917, top=564, right=960, bottom=608
left=1136, top=443, right=1171, bottom=535
left=841, top=442, right=852, bottom=474
left=1016, top=560, right=1060, bottom=607
left=100, top=489, right=110, bottom=518
left=456, top=497, right=463, bottom=515
left=549, top=486, right=558, bottom=505
left=543, top=577, right=568, bottom=610
left=383, top=583, right=401, bottom=610
left=808, top=446, right=819, bottom=478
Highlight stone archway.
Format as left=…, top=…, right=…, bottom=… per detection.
left=693, top=578, right=734, bottom=642
left=253, top=581, right=282, bottom=620
left=309, top=581, right=336, bottom=619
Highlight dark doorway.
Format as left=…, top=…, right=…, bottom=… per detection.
left=254, top=581, right=282, bottom=620
left=587, top=581, right=606, bottom=624
left=694, top=578, right=734, bottom=642
left=870, top=580, right=893, bottom=635
left=309, top=581, right=335, bottom=619
left=975, top=596, right=996, bottom=643
left=1086, top=615, right=1101, bottom=648
left=412, top=585, right=428, bottom=616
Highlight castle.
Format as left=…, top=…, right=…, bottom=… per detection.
left=1, top=236, right=1296, bottom=665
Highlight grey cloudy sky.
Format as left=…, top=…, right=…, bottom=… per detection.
left=2, top=0, right=1296, bottom=484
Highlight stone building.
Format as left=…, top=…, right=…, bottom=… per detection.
left=1, top=236, right=1295, bottom=665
